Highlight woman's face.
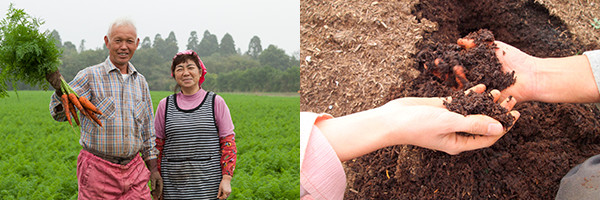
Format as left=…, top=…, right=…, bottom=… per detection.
left=173, top=59, right=200, bottom=90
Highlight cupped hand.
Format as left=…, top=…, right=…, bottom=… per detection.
left=494, top=41, right=540, bottom=103
left=384, top=84, right=520, bottom=155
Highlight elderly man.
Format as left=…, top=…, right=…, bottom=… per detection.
left=48, top=18, right=162, bottom=199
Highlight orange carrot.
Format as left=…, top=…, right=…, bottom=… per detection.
left=81, top=108, right=102, bottom=127
left=69, top=102, right=80, bottom=126
left=61, top=94, right=72, bottom=126
left=88, top=112, right=103, bottom=127
left=457, top=38, right=476, bottom=49
left=79, top=96, right=102, bottom=115
left=68, top=93, right=86, bottom=117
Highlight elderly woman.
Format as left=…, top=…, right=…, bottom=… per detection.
left=154, top=50, right=237, bottom=199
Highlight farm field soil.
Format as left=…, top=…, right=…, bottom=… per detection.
left=0, top=90, right=299, bottom=200
left=300, top=0, right=600, bottom=199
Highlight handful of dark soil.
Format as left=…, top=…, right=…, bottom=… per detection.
left=397, top=29, right=517, bottom=128
left=444, top=91, right=514, bottom=128
left=416, top=29, right=515, bottom=92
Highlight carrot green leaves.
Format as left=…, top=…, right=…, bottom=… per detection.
left=0, top=4, right=62, bottom=98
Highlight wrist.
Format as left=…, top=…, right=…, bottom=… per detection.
left=316, top=107, right=393, bottom=161
left=525, top=56, right=544, bottom=102
left=222, top=174, right=232, bottom=181
left=374, top=101, right=410, bottom=146
left=145, top=159, right=159, bottom=173
left=534, top=55, right=598, bottom=103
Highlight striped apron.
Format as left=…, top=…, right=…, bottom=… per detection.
left=162, top=92, right=222, bottom=199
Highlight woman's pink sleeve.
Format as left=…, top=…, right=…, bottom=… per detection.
left=214, top=95, right=235, bottom=138
left=300, top=112, right=346, bottom=200
left=153, top=98, right=168, bottom=139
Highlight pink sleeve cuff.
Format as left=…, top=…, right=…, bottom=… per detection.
left=300, top=112, right=346, bottom=200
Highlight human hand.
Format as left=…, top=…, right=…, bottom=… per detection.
left=217, top=175, right=232, bottom=199
left=383, top=84, right=520, bottom=155
left=493, top=41, right=540, bottom=103
left=150, top=171, right=163, bottom=200
left=494, top=41, right=600, bottom=103
left=315, top=84, right=520, bottom=160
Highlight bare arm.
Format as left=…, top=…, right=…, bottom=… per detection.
left=315, top=85, right=519, bottom=161
left=495, top=41, right=600, bottom=103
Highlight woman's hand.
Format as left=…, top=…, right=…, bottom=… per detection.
left=385, top=84, right=519, bottom=155
left=316, top=84, right=520, bottom=161
left=217, top=175, right=232, bottom=199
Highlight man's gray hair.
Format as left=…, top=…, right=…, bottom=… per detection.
left=106, top=17, right=137, bottom=38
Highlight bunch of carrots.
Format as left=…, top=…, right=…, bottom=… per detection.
left=0, top=4, right=103, bottom=128
left=59, top=78, right=102, bottom=127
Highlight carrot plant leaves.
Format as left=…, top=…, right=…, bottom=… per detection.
left=0, top=4, right=62, bottom=98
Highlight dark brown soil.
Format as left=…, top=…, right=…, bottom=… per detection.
left=300, top=0, right=600, bottom=199
left=445, top=91, right=515, bottom=128
left=385, top=29, right=516, bottom=140
left=418, top=29, right=516, bottom=129
left=347, top=1, right=600, bottom=199
left=416, top=29, right=516, bottom=92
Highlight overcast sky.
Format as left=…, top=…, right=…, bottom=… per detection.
left=1, top=0, right=299, bottom=56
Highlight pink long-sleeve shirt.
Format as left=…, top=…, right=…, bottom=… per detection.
left=300, top=112, right=346, bottom=200
left=154, top=89, right=235, bottom=139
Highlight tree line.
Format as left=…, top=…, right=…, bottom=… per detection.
left=14, top=30, right=299, bottom=93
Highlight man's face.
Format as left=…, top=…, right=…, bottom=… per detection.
left=104, top=25, right=139, bottom=70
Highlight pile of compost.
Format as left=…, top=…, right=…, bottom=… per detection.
left=300, top=0, right=600, bottom=199
left=344, top=2, right=600, bottom=199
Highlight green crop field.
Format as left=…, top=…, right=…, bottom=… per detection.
left=0, top=90, right=299, bottom=200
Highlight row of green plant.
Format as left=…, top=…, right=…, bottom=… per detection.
left=0, top=91, right=299, bottom=200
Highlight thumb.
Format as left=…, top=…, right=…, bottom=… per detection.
left=455, top=114, right=504, bottom=136
left=441, top=114, right=507, bottom=155
left=217, top=188, right=224, bottom=199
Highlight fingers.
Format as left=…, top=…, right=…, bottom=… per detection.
left=392, top=97, right=447, bottom=108
left=489, top=89, right=501, bottom=102
left=158, top=179, right=163, bottom=193
left=445, top=131, right=505, bottom=155
left=444, top=106, right=521, bottom=155
left=507, top=110, right=520, bottom=129
left=152, top=190, right=159, bottom=200
left=464, top=86, right=511, bottom=106
left=217, top=189, right=224, bottom=199
left=455, top=84, right=485, bottom=104
left=152, top=177, right=163, bottom=200
left=451, top=110, right=521, bottom=155
left=465, top=84, right=486, bottom=95
left=494, top=41, right=515, bottom=72
left=500, top=96, right=517, bottom=110
left=457, top=114, right=505, bottom=136
left=451, top=94, right=518, bottom=137
left=217, top=185, right=229, bottom=199
left=457, top=38, right=476, bottom=49
left=441, top=114, right=505, bottom=155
